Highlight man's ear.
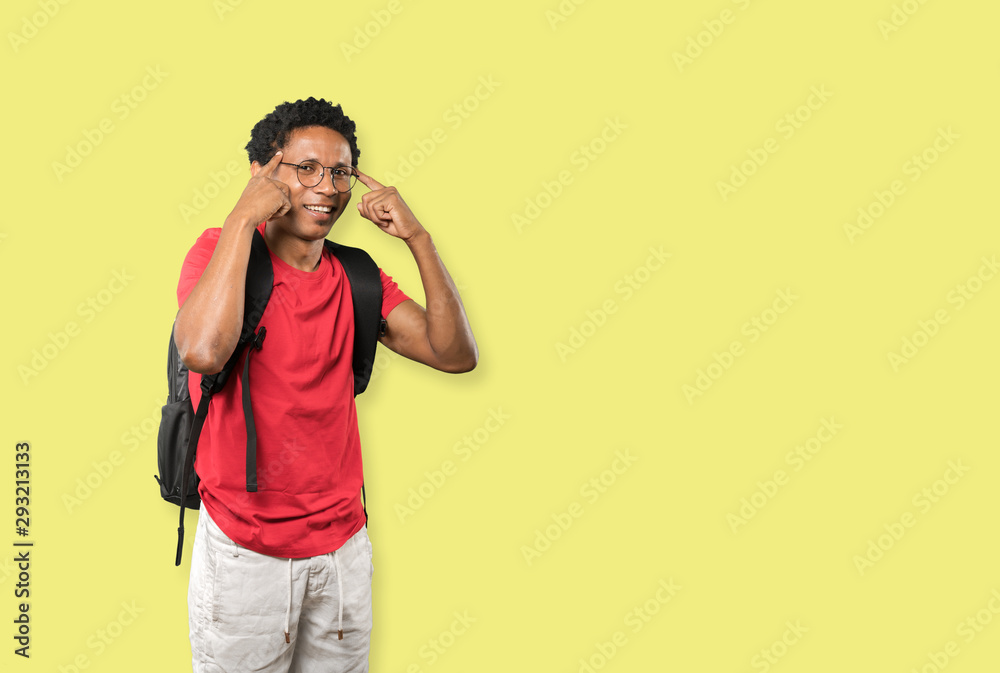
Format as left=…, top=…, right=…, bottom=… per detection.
left=250, top=162, right=261, bottom=178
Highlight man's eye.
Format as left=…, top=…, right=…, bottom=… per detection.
left=333, top=168, right=349, bottom=177
left=298, top=165, right=317, bottom=174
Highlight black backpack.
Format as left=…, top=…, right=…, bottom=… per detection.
left=156, top=229, right=385, bottom=565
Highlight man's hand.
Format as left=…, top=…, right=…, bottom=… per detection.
left=176, top=152, right=292, bottom=374
left=355, top=170, right=426, bottom=242
left=352, top=168, right=477, bottom=372
left=231, top=151, right=292, bottom=226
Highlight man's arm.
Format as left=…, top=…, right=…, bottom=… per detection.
left=356, top=171, right=478, bottom=373
left=174, top=152, right=291, bottom=374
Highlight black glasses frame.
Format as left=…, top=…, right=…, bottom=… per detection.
left=279, top=161, right=358, bottom=192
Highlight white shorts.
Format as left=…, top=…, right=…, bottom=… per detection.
left=188, top=507, right=374, bottom=672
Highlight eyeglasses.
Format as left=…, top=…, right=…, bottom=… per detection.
left=279, top=160, right=358, bottom=192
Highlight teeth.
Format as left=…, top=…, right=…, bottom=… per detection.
left=305, top=205, right=332, bottom=213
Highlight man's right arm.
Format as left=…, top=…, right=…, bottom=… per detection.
left=173, top=152, right=290, bottom=374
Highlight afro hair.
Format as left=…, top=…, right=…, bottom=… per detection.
left=245, top=97, right=360, bottom=167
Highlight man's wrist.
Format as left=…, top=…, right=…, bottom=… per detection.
left=404, top=228, right=433, bottom=251
left=223, top=211, right=261, bottom=233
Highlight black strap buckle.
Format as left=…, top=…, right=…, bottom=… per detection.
left=251, top=326, right=267, bottom=350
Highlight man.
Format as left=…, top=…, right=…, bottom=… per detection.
left=173, top=97, right=477, bottom=672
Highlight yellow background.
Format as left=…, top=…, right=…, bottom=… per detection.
left=3, top=0, right=999, bottom=671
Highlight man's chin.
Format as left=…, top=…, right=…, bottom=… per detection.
left=293, top=211, right=343, bottom=240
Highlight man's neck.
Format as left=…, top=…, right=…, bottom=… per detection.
left=263, top=225, right=325, bottom=272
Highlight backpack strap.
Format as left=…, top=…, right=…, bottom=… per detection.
left=325, top=240, right=384, bottom=527
left=237, top=230, right=273, bottom=493
left=174, top=229, right=273, bottom=565
left=176, top=385, right=211, bottom=565
left=241, top=326, right=266, bottom=492
left=204, top=230, right=274, bottom=392
left=324, top=240, right=385, bottom=396
left=202, top=230, right=273, bottom=494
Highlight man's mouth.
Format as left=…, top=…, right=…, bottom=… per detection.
left=304, top=204, right=333, bottom=214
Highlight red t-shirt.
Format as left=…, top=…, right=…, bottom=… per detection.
left=177, top=224, right=410, bottom=557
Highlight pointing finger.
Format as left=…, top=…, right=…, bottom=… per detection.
left=260, top=151, right=284, bottom=177
left=355, top=169, right=385, bottom=191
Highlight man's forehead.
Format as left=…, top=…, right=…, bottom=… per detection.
left=283, top=126, right=352, bottom=160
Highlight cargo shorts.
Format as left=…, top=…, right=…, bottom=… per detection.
left=188, top=507, right=374, bottom=672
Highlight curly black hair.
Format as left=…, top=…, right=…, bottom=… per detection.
left=244, top=97, right=360, bottom=167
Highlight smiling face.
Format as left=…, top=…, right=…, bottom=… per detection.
left=251, top=125, right=355, bottom=242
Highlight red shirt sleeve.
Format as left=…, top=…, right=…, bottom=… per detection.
left=178, top=226, right=410, bottom=315
left=177, top=228, right=222, bottom=308
left=379, top=268, right=410, bottom=319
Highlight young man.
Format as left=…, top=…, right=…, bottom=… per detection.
left=174, top=98, right=477, bottom=672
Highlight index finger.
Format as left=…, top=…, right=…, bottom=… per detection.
left=259, top=151, right=284, bottom=177
left=355, top=169, right=385, bottom=191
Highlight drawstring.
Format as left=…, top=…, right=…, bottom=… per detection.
left=282, top=551, right=344, bottom=643
left=334, top=551, right=344, bottom=640
left=284, top=558, right=292, bottom=643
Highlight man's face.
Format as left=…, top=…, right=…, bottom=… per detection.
left=251, top=125, right=355, bottom=241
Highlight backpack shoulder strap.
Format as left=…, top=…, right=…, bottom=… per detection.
left=202, top=229, right=274, bottom=393
left=324, top=240, right=384, bottom=396
left=174, top=228, right=274, bottom=564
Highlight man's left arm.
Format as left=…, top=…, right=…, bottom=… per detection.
left=355, top=171, right=478, bottom=373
